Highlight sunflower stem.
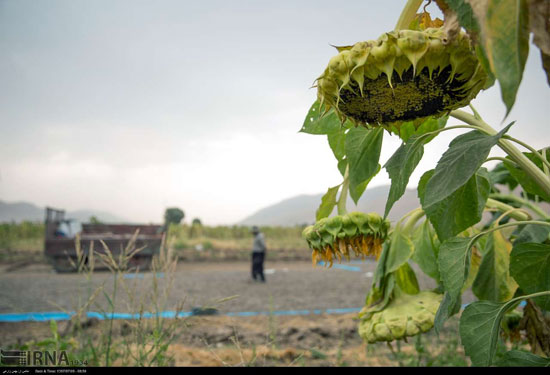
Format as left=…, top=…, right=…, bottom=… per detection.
left=489, top=193, right=550, bottom=219
left=470, top=220, right=550, bottom=249
left=402, top=209, right=426, bottom=234
left=483, top=156, right=518, bottom=167
left=395, top=0, right=424, bottom=31
left=502, top=135, right=550, bottom=171
left=485, top=198, right=531, bottom=221
left=337, top=165, right=350, bottom=215
left=450, top=109, right=550, bottom=198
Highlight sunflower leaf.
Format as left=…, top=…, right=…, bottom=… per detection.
left=345, top=127, right=383, bottom=204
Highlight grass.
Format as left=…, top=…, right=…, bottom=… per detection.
left=0, top=221, right=44, bottom=262
left=167, top=223, right=309, bottom=261
left=6, top=232, right=192, bottom=366
left=0, top=221, right=310, bottom=264
left=2, top=222, right=528, bottom=367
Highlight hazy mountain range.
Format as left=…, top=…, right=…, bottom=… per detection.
left=239, top=185, right=419, bottom=226
left=1, top=185, right=418, bottom=226
left=0, top=200, right=128, bottom=224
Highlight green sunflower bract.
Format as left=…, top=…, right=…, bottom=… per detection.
left=316, top=27, right=488, bottom=129
left=302, top=212, right=390, bottom=267
left=358, top=291, right=442, bottom=343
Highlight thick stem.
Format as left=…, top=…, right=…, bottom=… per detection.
left=484, top=156, right=518, bottom=167
left=485, top=198, right=531, bottom=221
left=503, top=135, right=550, bottom=171
left=395, top=0, right=424, bottom=31
left=396, top=207, right=424, bottom=227
left=402, top=209, right=426, bottom=234
left=489, top=193, right=549, bottom=219
left=470, top=220, right=550, bottom=249
left=450, top=110, right=550, bottom=198
left=337, top=166, right=350, bottom=215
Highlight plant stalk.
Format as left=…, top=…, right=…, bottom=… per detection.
left=489, top=193, right=549, bottom=219
left=395, top=0, right=424, bottom=31
left=337, top=166, right=350, bottom=215
left=485, top=198, right=532, bottom=221
left=450, top=110, right=550, bottom=198
left=402, top=209, right=426, bottom=234
left=471, top=220, right=550, bottom=247
left=502, top=135, right=550, bottom=171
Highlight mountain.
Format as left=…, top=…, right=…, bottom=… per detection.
left=0, top=200, right=128, bottom=223
left=239, top=185, right=419, bottom=226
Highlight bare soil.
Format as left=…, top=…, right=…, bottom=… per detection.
left=0, top=259, right=470, bottom=366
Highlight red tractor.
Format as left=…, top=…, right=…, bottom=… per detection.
left=44, top=207, right=164, bottom=272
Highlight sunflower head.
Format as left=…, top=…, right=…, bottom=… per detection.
left=358, top=291, right=442, bottom=343
left=316, top=27, right=487, bottom=130
left=303, top=212, right=390, bottom=267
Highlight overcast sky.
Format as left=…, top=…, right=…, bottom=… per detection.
left=1, top=0, right=549, bottom=225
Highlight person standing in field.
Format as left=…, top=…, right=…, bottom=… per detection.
left=251, top=226, right=266, bottom=283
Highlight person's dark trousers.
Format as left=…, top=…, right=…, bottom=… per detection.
left=251, top=252, right=265, bottom=282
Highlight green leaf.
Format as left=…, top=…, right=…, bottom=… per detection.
left=444, top=0, right=481, bottom=35
left=476, top=44, right=496, bottom=90
left=353, top=164, right=381, bottom=203
left=373, top=241, right=390, bottom=288
left=463, top=247, right=482, bottom=292
left=489, top=162, right=519, bottom=191
left=394, top=262, right=420, bottom=295
left=419, top=168, right=491, bottom=241
left=505, top=149, right=550, bottom=201
left=390, top=116, right=448, bottom=143
left=496, top=350, right=550, bottom=367
left=345, top=127, right=383, bottom=204
left=337, top=159, right=348, bottom=178
left=472, top=230, right=518, bottom=302
left=50, top=319, right=59, bottom=340
left=438, top=236, right=472, bottom=311
left=384, top=135, right=426, bottom=218
left=315, top=185, right=341, bottom=221
left=412, top=220, right=440, bottom=282
left=460, top=299, right=518, bottom=366
left=423, top=126, right=512, bottom=209
left=484, top=0, right=530, bottom=116
left=327, top=129, right=346, bottom=162
left=366, top=274, right=396, bottom=313
left=459, top=292, right=550, bottom=367
left=442, top=2, right=494, bottom=89
left=510, top=243, right=550, bottom=310
left=300, top=101, right=344, bottom=135
left=528, top=0, right=550, bottom=86
left=385, top=225, right=415, bottom=274
left=513, top=222, right=550, bottom=245
left=434, top=291, right=462, bottom=334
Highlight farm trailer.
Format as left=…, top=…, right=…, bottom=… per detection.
left=44, top=207, right=165, bottom=272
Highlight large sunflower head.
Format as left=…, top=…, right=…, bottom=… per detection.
left=358, top=291, right=442, bottom=343
left=302, top=212, right=390, bottom=267
left=316, top=27, right=487, bottom=129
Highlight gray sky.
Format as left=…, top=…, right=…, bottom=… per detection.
left=1, top=0, right=549, bottom=225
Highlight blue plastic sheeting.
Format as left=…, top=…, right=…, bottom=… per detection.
left=0, top=300, right=528, bottom=322
left=0, top=307, right=360, bottom=322
left=325, top=308, right=362, bottom=314
left=123, top=273, right=164, bottom=279
left=316, top=261, right=362, bottom=272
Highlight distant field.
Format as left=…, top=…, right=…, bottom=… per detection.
left=169, top=224, right=310, bottom=261
left=0, top=222, right=45, bottom=262
left=0, top=222, right=310, bottom=263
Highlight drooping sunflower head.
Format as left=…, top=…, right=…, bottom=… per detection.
left=302, top=212, right=390, bottom=267
left=316, top=27, right=487, bottom=130
left=358, top=291, right=442, bottom=343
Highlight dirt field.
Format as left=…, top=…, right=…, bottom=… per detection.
left=0, top=259, right=471, bottom=366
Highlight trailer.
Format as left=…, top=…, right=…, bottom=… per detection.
left=44, top=207, right=164, bottom=272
